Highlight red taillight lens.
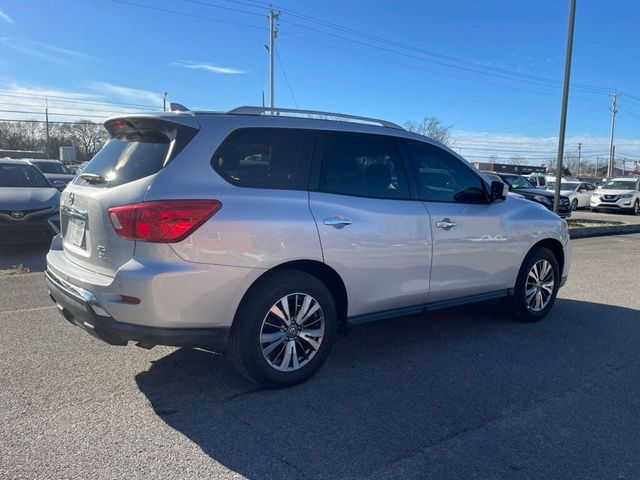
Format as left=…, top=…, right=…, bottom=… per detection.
left=108, top=200, right=222, bottom=243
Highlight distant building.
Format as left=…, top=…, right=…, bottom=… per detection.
left=472, top=161, right=546, bottom=175
left=0, top=149, right=49, bottom=160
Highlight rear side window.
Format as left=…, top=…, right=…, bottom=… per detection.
left=33, top=162, right=71, bottom=174
left=317, top=132, right=409, bottom=200
left=212, top=128, right=314, bottom=190
left=404, top=140, right=486, bottom=203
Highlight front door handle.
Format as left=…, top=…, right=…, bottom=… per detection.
left=436, top=218, right=457, bottom=231
left=323, top=216, right=353, bottom=229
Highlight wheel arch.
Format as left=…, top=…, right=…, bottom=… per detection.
left=528, top=238, right=565, bottom=276
left=235, top=259, right=349, bottom=325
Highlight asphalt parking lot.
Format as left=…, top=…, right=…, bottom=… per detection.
left=1, top=234, right=640, bottom=479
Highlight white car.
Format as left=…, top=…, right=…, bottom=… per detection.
left=527, top=173, right=548, bottom=189
left=547, top=181, right=596, bottom=210
left=590, top=177, right=640, bottom=214
left=28, top=159, right=76, bottom=190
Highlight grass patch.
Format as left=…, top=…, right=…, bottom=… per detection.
left=567, top=219, right=623, bottom=229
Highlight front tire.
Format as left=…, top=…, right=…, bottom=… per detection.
left=571, top=198, right=579, bottom=211
left=508, top=246, right=560, bottom=323
left=633, top=200, right=639, bottom=215
left=228, top=270, right=337, bottom=388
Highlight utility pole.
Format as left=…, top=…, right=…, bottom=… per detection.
left=577, top=142, right=582, bottom=176
left=45, top=96, right=50, bottom=157
left=163, top=92, right=168, bottom=112
left=553, top=0, right=577, bottom=213
left=268, top=6, right=280, bottom=111
left=607, top=91, right=620, bottom=178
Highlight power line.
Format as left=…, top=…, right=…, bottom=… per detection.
left=275, top=48, right=299, bottom=108
left=0, top=89, right=162, bottom=110
left=0, top=108, right=108, bottom=119
left=103, top=0, right=267, bottom=31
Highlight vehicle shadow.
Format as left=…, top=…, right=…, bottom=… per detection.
left=135, top=298, right=640, bottom=479
left=0, top=241, right=49, bottom=272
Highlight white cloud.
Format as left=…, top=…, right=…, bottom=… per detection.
left=0, top=37, right=96, bottom=64
left=87, top=82, right=164, bottom=106
left=0, top=7, right=13, bottom=23
left=452, top=130, right=640, bottom=166
left=0, top=83, right=158, bottom=122
left=174, top=60, right=247, bottom=75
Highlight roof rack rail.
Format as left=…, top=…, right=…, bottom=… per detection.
left=227, top=106, right=404, bottom=130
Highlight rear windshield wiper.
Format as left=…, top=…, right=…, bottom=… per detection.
left=80, top=173, right=107, bottom=184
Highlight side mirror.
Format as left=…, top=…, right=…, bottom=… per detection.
left=52, top=180, right=67, bottom=191
left=490, top=180, right=508, bottom=201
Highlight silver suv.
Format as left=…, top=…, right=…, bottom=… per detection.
left=46, top=106, right=571, bottom=387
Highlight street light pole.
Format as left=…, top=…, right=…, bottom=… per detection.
left=553, top=0, right=577, bottom=213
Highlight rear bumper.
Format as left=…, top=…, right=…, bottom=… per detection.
left=45, top=268, right=230, bottom=350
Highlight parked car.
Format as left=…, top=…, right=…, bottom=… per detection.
left=489, top=172, right=571, bottom=218
left=46, top=107, right=571, bottom=387
left=28, top=159, right=75, bottom=190
left=0, top=159, right=60, bottom=244
left=66, top=164, right=84, bottom=175
left=590, top=177, right=640, bottom=214
left=546, top=181, right=596, bottom=210
left=526, top=173, right=548, bottom=189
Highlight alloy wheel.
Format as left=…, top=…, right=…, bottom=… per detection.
left=525, top=260, right=555, bottom=312
left=260, top=293, right=325, bottom=372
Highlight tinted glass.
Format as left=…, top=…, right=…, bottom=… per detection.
left=33, top=161, right=70, bottom=174
left=501, top=175, right=535, bottom=190
left=602, top=180, right=636, bottom=190
left=213, top=128, right=313, bottom=190
left=0, top=164, right=51, bottom=188
left=78, top=134, right=170, bottom=188
left=586, top=183, right=596, bottom=191
left=318, top=132, right=408, bottom=199
left=404, top=140, right=485, bottom=203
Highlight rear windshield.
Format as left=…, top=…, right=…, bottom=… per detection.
left=33, top=161, right=71, bottom=174
left=0, top=164, right=51, bottom=188
left=77, top=134, right=170, bottom=188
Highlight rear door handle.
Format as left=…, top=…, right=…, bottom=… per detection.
left=436, top=218, right=457, bottom=230
left=323, top=216, right=353, bottom=229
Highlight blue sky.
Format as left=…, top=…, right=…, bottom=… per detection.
left=2, top=0, right=640, bottom=163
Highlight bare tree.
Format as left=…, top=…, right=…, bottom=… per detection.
left=0, top=119, right=108, bottom=162
left=508, top=155, right=526, bottom=166
left=70, top=120, right=109, bottom=161
left=0, top=121, right=45, bottom=151
left=403, top=116, right=455, bottom=146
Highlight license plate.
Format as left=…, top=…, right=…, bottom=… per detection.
left=67, top=218, right=86, bottom=248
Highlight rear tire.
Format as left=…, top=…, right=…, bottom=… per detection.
left=228, top=269, right=337, bottom=388
left=508, top=246, right=560, bottom=323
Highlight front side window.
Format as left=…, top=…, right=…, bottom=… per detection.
left=212, top=128, right=314, bottom=190
left=404, top=140, right=486, bottom=203
left=318, top=132, right=409, bottom=200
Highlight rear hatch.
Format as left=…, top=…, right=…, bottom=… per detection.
left=60, top=115, right=199, bottom=277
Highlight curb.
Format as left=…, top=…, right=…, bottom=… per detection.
left=569, top=224, right=640, bottom=239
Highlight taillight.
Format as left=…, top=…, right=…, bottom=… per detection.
left=108, top=200, right=222, bottom=243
